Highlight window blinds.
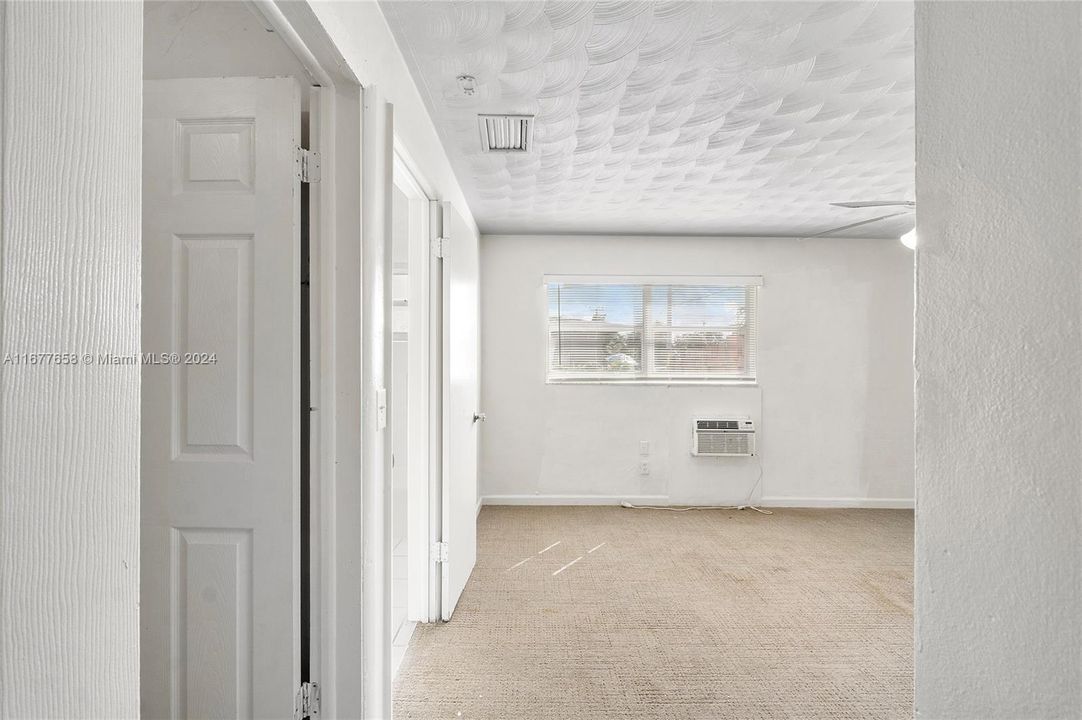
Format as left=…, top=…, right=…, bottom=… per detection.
left=545, top=277, right=759, bottom=382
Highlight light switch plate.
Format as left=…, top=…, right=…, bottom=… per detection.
left=376, top=386, right=387, bottom=430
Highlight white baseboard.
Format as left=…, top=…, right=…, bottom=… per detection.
left=476, top=495, right=484, bottom=517
left=481, top=494, right=669, bottom=506
left=759, top=496, right=914, bottom=509
left=480, top=494, right=913, bottom=509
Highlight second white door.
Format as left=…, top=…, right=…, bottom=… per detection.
left=439, top=202, right=480, bottom=621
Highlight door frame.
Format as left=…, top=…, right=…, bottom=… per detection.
left=255, top=4, right=452, bottom=716
left=245, top=3, right=365, bottom=717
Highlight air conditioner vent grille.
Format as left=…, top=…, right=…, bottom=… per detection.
left=696, top=431, right=753, bottom=456
left=478, top=114, right=533, bottom=153
left=697, top=419, right=739, bottom=430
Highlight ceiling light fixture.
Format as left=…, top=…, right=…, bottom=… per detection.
left=900, top=228, right=917, bottom=249
left=456, top=75, right=476, bottom=96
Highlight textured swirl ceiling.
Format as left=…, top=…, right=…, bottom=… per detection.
left=381, top=1, right=914, bottom=237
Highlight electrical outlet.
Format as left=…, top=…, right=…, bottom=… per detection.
left=639, top=461, right=650, bottom=475
left=640, top=440, right=650, bottom=455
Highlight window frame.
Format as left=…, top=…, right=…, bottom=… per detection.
left=543, top=275, right=762, bottom=386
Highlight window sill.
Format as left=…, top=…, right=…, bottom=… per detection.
left=546, top=378, right=759, bottom=387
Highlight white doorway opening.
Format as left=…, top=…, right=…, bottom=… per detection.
left=390, top=151, right=439, bottom=676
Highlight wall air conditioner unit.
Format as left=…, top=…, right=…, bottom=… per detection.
left=691, top=417, right=756, bottom=457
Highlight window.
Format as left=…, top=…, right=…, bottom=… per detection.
left=545, top=276, right=760, bottom=383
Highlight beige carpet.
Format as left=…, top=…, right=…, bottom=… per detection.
left=394, top=506, right=913, bottom=719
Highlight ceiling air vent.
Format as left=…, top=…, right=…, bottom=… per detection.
left=478, top=114, right=533, bottom=153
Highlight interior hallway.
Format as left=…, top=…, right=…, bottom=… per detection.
left=395, top=506, right=913, bottom=719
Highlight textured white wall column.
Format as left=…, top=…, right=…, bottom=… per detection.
left=0, top=2, right=142, bottom=716
left=915, top=2, right=1082, bottom=717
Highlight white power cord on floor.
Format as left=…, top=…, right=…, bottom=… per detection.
left=621, top=430, right=773, bottom=516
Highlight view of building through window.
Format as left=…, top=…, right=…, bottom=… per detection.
left=546, top=280, right=758, bottom=381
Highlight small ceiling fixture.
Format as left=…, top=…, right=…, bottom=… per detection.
left=478, top=114, right=534, bottom=153
left=900, top=228, right=917, bottom=249
left=456, top=75, right=476, bottom=96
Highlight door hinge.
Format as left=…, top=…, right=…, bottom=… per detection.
left=431, top=236, right=448, bottom=259
left=432, top=541, right=449, bottom=564
left=296, top=147, right=321, bottom=183
left=294, top=681, right=320, bottom=720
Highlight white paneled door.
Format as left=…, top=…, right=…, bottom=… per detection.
left=440, top=202, right=480, bottom=621
left=142, top=77, right=302, bottom=718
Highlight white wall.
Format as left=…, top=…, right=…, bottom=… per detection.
left=308, top=0, right=478, bottom=236
left=915, top=2, right=1082, bottom=717
left=144, top=1, right=311, bottom=84
left=0, top=2, right=142, bottom=716
left=480, top=234, right=913, bottom=507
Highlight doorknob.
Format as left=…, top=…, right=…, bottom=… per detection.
left=473, top=412, right=487, bottom=423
